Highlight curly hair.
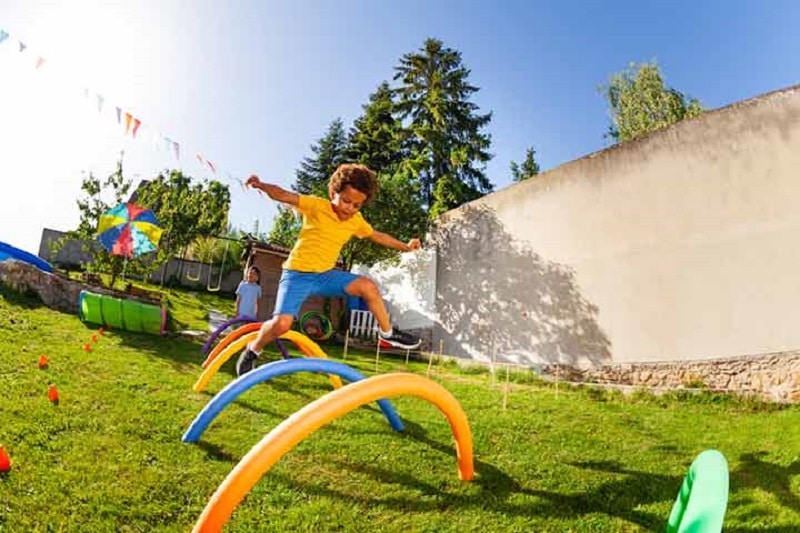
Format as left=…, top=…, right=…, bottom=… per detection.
left=328, top=163, right=378, bottom=203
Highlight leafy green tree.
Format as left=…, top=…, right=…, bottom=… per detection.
left=190, top=236, right=220, bottom=264
left=188, top=233, right=242, bottom=284
left=135, top=170, right=230, bottom=281
left=57, top=156, right=135, bottom=286
left=341, top=171, right=427, bottom=271
left=601, top=61, right=705, bottom=143
left=393, top=38, right=493, bottom=217
left=268, top=205, right=302, bottom=249
left=510, top=147, right=541, bottom=182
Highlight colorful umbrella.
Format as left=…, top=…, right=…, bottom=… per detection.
left=97, top=203, right=162, bottom=258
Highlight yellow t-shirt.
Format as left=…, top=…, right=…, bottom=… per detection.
left=284, top=195, right=374, bottom=272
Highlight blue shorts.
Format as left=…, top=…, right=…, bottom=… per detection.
left=273, top=269, right=360, bottom=318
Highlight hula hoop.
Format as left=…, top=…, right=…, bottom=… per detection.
left=299, top=311, right=333, bottom=340
left=201, top=316, right=258, bottom=355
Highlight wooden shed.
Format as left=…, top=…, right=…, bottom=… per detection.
left=243, top=239, right=348, bottom=329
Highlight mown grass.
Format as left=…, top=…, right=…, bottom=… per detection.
left=1, top=283, right=798, bottom=532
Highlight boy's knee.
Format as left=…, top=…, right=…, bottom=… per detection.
left=271, top=315, right=294, bottom=335
left=350, top=277, right=379, bottom=298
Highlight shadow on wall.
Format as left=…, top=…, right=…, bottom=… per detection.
left=358, top=250, right=437, bottom=329
left=433, top=203, right=611, bottom=366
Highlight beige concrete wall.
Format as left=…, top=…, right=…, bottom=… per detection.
left=434, top=85, right=800, bottom=366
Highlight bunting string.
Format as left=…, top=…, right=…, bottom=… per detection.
left=0, top=24, right=240, bottom=189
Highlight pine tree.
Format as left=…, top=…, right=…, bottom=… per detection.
left=510, top=147, right=541, bottom=182
left=341, top=82, right=427, bottom=269
left=347, top=82, right=406, bottom=173
left=294, top=118, right=349, bottom=196
left=393, top=38, right=493, bottom=217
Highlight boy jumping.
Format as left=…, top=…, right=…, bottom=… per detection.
left=236, top=163, right=421, bottom=376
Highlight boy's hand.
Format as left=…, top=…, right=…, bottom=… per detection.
left=245, top=175, right=263, bottom=189
left=407, top=238, right=421, bottom=251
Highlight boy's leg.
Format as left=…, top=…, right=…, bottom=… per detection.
left=251, top=314, right=295, bottom=352
left=236, top=314, right=294, bottom=376
left=339, top=274, right=421, bottom=350
left=236, top=270, right=310, bottom=376
left=343, top=276, right=391, bottom=331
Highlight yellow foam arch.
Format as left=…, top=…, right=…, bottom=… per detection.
left=193, top=373, right=473, bottom=532
left=202, top=322, right=262, bottom=369
left=193, top=330, right=343, bottom=392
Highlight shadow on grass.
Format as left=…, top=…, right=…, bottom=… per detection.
left=525, top=460, right=681, bottom=529
left=102, top=328, right=203, bottom=369
left=260, top=421, right=800, bottom=529
left=0, top=283, right=44, bottom=309
left=196, top=389, right=288, bottom=420
left=195, top=440, right=238, bottom=463
left=731, top=452, right=800, bottom=512
left=266, top=440, right=674, bottom=528
left=186, top=401, right=799, bottom=530
left=725, top=525, right=800, bottom=533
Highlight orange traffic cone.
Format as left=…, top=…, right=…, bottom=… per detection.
left=83, top=343, right=91, bottom=353
left=38, top=354, right=49, bottom=369
left=48, top=384, right=60, bottom=404
left=0, top=445, right=11, bottom=472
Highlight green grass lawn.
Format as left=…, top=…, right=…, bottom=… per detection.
left=1, top=283, right=799, bottom=532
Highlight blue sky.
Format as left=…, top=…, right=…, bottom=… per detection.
left=1, top=0, right=799, bottom=253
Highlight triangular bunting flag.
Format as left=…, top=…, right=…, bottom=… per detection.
left=229, top=173, right=246, bottom=190
left=0, top=25, right=235, bottom=185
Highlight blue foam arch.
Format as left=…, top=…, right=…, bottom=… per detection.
left=182, top=358, right=404, bottom=442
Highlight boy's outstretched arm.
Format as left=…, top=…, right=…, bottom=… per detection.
left=246, top=175, right=299, bottom=206
left=369, top=231, right=421, bottom=252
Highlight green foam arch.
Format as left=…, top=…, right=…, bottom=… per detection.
left=666, top=449, right=729, bottom=533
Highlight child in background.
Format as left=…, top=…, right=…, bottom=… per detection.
left=235, top=266, right=262, bottom=320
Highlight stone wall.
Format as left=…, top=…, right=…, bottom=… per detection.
left=0, top=259, right=158, bottom=315
left=543, top=352, right=800, bottom=403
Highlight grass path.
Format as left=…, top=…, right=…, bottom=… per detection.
left=1, top=285, right=798, bottom=531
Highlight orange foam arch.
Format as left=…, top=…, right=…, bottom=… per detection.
left=193, top=373, right=473, bottom=532
left=202, top=322, right=262, bottom=369
left=193, top=330, right=343, bottom=392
